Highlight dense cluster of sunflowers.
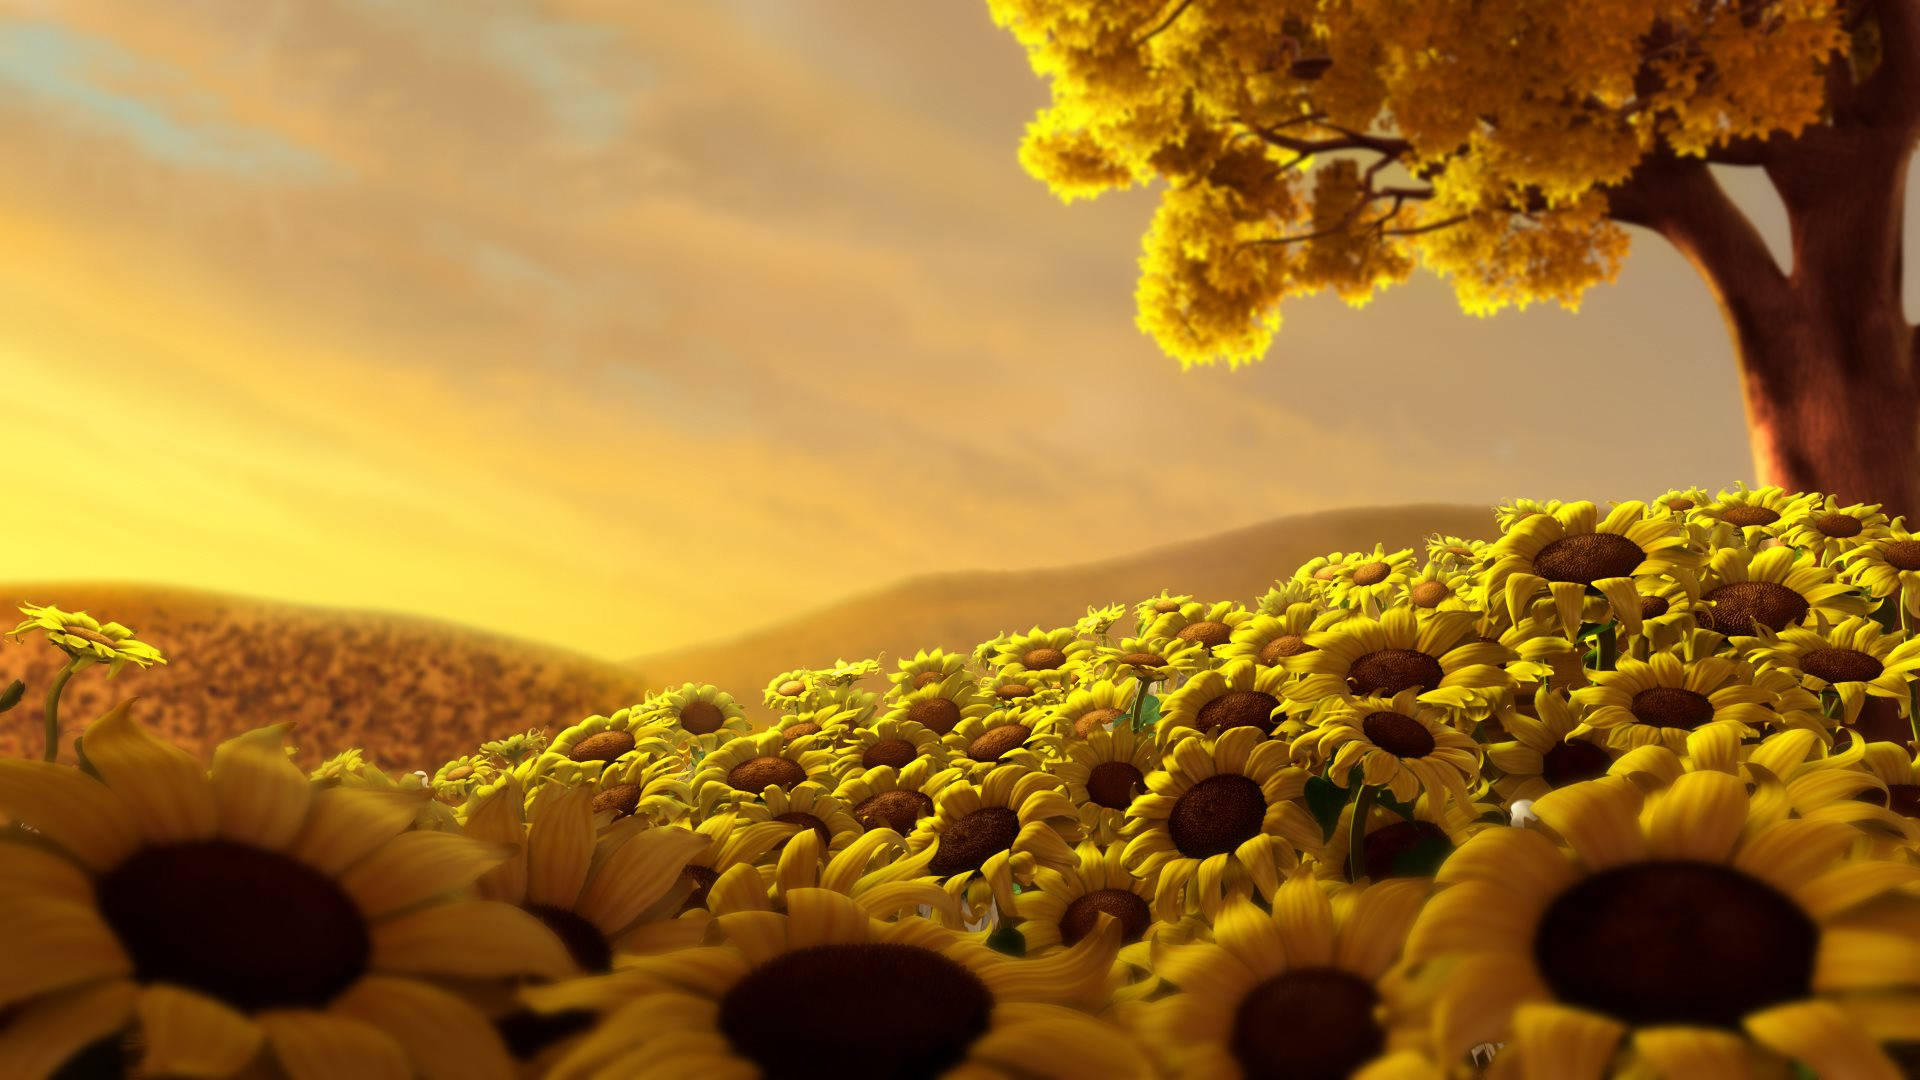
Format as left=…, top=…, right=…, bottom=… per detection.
left=10, top=484, right=1920, bottom=1079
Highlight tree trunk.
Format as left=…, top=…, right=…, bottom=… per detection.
left=1604, top=131, right=1920, bottom=522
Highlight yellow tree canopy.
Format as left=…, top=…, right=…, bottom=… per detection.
left=987, top=0, right=1864, bottom=368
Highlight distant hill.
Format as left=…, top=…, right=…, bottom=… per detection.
left=630, top=503, right=1500, bottom=723
left=0, top=583, right=656, bottom=773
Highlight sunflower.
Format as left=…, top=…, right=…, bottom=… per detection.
left=7, top=603, right=167, bottom=677
left=1736, top=614, right=1920, bottom=733
left=1048, top=724, right=1164, bottom=843
left=1134, top=591, right=1197, bottom=636
left=1075, top=602, right=1130, bottom=641
left=1213, top=602, right=1343, bottom=672
left=971, top=630, right=1014, bottom=667
left=688, top=729, right=841, bottom=811
left=1121, top=727, right=1317, bottom=921
left=1692, top=482, right=1821, bottom=549
left=479, top=729, right=550, bottom=770
left=814, top=656, right=881, bottom=689
left=877, top=671, right=998, bottom=741
left=890, top=762, right=1084, bottom=921
left=1293, top=688, right=1485, bottom=811
left=1404, top=770, right=1920, bottom=1077
left=1089, top=634, right=1211, bottom=688
left=1776, top=495, right=1895, bottom=568
left=833, top=716, right=953, bottom=778
left=1141, top=600, right=1257, bottom=663
left=1425, top=534, right=1494, bottom=571
left=524, top=709, right=678, bottom=792
left=1252, top=577, right=1322, bottom=617
left=1858, top=743, right=1920, bottom=836
left=458, top=778, right=715, bottom=1069
left=1282, top=605, right=1517, bottom=716
left=1149, top=875, right=1434, bottom=1080
left=1484, top=685, right=1617, bottom=804
left=1837, top=524, right=1920, bottom=623
left=1616, top=570, right=1707, bottom=662
left=760, top=668, right=821, bottom=712
left=1463, top=599, right=1583, bottom=719
left=939, top=707, right=1068, bottom=781
left=1492, top=496, right=1566, bottom=532
left=1569, top=650, right=1777, bottom=753
left=670, top=813, right=808, bottom=923
left=729, top=780, right=865, bottom=866
left=643, top=683, right=753, bottom=751
left=887, top=647, right=972, bottom=698
left=1321, top=544, right=1420, bottom=617
left=699, top=824, right=953, bottom=923
left=1293, top=550, right=1377, bottom=598
left=1646, top=485, right=1711, bottom=516
left=988, top=625, right=1093, bottom=687
left=980, top=667, right=1069, bottom=709
left=1014, top=839, right=1191, bottom=1002
left=1047, top=677, right=1145, bottom=739
left=0, top=701, right=575, bottom=1080
left=515, top=888, right=1149, bottom=1080
left=1393, top=560, right=1477, bottom=615
left=1312, top=788, right=1497, bottom=886
left=570, top=752, right=695, bottom=829
left=1155, top=658, right=1293, bottom=745
left=1694, top=542, right=1873, bottom=638
left=1482, top=499, right=1703, bottom=640
left=429, top=754, right=500, bottom=804
left=832, top=758, right=960, bottom=838
left=812, top=682, right=881, bottom=722
left=765, top=701, right=862, bottom=753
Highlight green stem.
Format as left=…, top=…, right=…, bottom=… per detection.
left=1347, top=784, right=1377, bottom=884
left=1904, top=608, right=1920, bottom=751
left=42, top=656, right=79, bottom=764
left=1129, top=676, right=1149, bottom=732
left=1597, top=624, right=1617, bottom=672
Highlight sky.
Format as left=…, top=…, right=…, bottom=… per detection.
left=0, top=1, right=1914, bottom=662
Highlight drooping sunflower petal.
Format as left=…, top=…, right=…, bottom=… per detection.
left=285, top=788, right=422, bottom=877
left=0, top=761, right=140, bottom=872
left=1642, top=772, right=1746, bottom=863
left=1531, top=777, right=1645, bottom=870
left=78, top=698, right=218, bottom=844
left=0, top=896, right=131, bottom=1009
left=1630, top=1026, right=1760, bottom=1078
left=969, top=1001, right=1154, bottom=1078
left=336, top=832, right=510, bottom=921
left=259, top=1009, right=411, bottom=1080
left=0, top=978, right=136, bottom=1080
left=133, top=983, right=265, bottom=1077
left=1745, top=1000, right=1903, bottom=1080
left=573, top=825, right=709, bottom=937
left=526, top=783, right=597, bottom=911
left=208, top=733, right=313, bottom=851
left=369, top=900, right=575, bottom=980
left=1509, top=1001, right=1624, bottom=1080
left=328, top=976, right=515, bottom=1080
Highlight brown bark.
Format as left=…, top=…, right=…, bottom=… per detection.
left=1601, top=111, right=1920, bottom=520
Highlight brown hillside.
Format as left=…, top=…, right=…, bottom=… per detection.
left=631, top=503, right=1500, bottom=724
left=0, top=584, right=655, bottom=773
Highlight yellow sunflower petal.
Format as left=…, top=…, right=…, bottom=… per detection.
left=1509, top=1001, right=1624, bottom=1080
left=0, top=761, right=140, bottom=872
left=0, top=978, right=134, bottom=1079
left=134, top=983, right=265, bottom=1077
left=1643, top=771, right=1747, bottom=863
left=259, top=1009, right=411, bottom=1080
left=969, top=1001, right=1154, bottom=1078
left=208, top=733, right=313, bottom=851
left=285, top=788, right=422, bottom=877
left=1432, top=953, right=1547, bottom=1060
left=1793, top=861, right=1920, bottom=921
left=1813, top=927, right=1920, bottom=991
left=1531, top=776, right=1645, bottom=870
left=370, top=900, right=575, bottom=980
left=527, top=784, right=597, bottom=911
left=328, top=975, right=515, bottom=1080
left=77, top=698, right=218, bottom=844
left=0, top=896, right=131, bottom=1009
left=336, top=832, right=510, bottom=921
left=574, top=825, right=710, bottom=937
left=1629, top=1026, right=1760, bottom=1079
left=1212, top=896, right=1286, bottom=976
left=1271, top=874, right=1335, bottom=969
left=1745, top=1000, right=1902, bottom=1080
left=0, top=840, right=94, bottom=902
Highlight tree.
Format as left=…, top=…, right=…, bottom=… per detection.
left=987, top=0, right=1920, bottom=518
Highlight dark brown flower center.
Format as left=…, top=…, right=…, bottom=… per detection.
left=854, top=790, right=935, bottom=834
left=1534, top=861, right=1817, bottom=1029
left=1815, top=513, right=1863, bottom=538
left=1409, top=581, right=1450, bottom=608
left=778, top=679, right=807, bottom=696
left=1639, top=595, right=1670, bottom=620
left=591, top=783, right=642, bottom=819
left=680, top=700, right=725, bottom=735
left=967, top=724, right=1030, bottom=762
left=718, top=943, right=992, bottom=1080
left=928, top=806, right=1020, bottom=876
left=995, top=683, right=1033, bottom=700
left=1258, top=635, right=1313, bottom=666
left=1721, top=505, right=1781, bottom=528
left=913, top=670, right=947, bottom=689
left=1314, top=566, right=1341, bottom=581
left=678, top=865, right=720, bottom=914
left=443, top=765, right=475, bottom=782
left=1347, top=649, right=1445, bottom=697
left=1351, top=561, right=1391, bottom=587
left=728, top=755, right=807, bottom=793
left=775, top=811, right=832, bottom=849
left=95, top=840, right=370, bottom=1011
left=1117, top=651, right=1165, bottom=669
left=780, top=722, right=822, bottom=745
left=1060, top=888, right=1152, bottom=946
left=1153, top=599, right=1184, bottom=613
left=862, top=738, right=918, bottom=770
left=1194, top=689, right=1278, bottom=736
left=1178, top=620, right=1234, bottom=648
left=1022, top=647, right=1066, bottom=670
left=1073, top=708, right=1124, bottom=737
left=1532, top=532, right=1646, bottom=585
left=908, top=697, right=962, bottom=735
left=1360, top=711, right=1435, bottom=758
left=1542, top=740, right=1613, bottom=788
left=1800, top=647, right=1884, bottom=685
left=1168, top=774, right=1267, bottom=859
left=59, top=625, right=117, bottom=647
left=1230, top=967, right=1383, bottom=1080
left=525, top=903, right=612, bottom=975
left=1086, top=761, right=1145, bottom=810
left=1629, top=687, right=1717, bottom=730
left=1702, top=581, right=1809, bottom=634
left=1665, top=497, right=1695, bottom=511
left=1885, top=540, right=1920, bottom=572
left=569, top=730, right=635, bottom=763
left=1361, top=819, right=1453, bottom=881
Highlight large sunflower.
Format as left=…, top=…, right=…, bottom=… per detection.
left=1252, top=577, right=1321, bottom=617
left=1134, top=592, right=1198, bottom=637
left=1046, top=677, right=1145, bottom=739
left=1776, top=496, right=1895, bottom=568
left=1404, top=771, right=1920, bottom=1076
left=1694, top=542, right=1874, bottom=638
left=523, top=709, right=678, bottom=792
left=1692, top=482, right=1821, bottom=549
left=1155, top=658, right=1293, bottom=745
left=516, top=888, right=1150, bottom=1080
left=886, top=647, right=972, bottom=699
left=1047, top=724, right=1164, bottom=844
left=0, top=701, right=574, bottom=1080
left=1737, top=614, right=1920, bottom=733
left=1291, top=687, right=1484, bottom=811
left=1484, top=685, right=1617, bottom=804
left=728, top=780, right=866, bottom=867
left=642, top=683, right=753, bottom=752
left=1014, top=839, right=1191, bottom=1003
left=1149, top=876, right=1433, bottom=1080
left=938, top=706, right=1068, bottom=781
left=1282, top=605, right=1517, bottom=715
left=832, top=758, right=960, bottom=839
left=1482, top=499, right=1702, bottom=640
left=832, top=716, right=953, bottom=778
left=990, top=624, right=1095, bottom=687
left=1395, top=560, right=1478, bottom=614
left=7, top=603, right=167, bottom=677
left=1837, top=524, right=1920, bottom=622
left=1212, top=602, right=1343, bottom=672
left=1089, top=634, right=1211, bottom=689
left=1121, top=727, right=1318, bottom=921
left=878, top=672, right=998, bottom=738
left=891, top=762, right=1084, bottom=921
left=1141, top=600, right=1257, bottom=664
left=1321, top=544, right=1420, bottom=618
left=1569, top=650, right=1777, bottom=753
left=688, top=729, right=841, bottom=812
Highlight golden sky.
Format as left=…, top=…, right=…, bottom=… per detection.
left=2, top=1, right=1910, bottom=661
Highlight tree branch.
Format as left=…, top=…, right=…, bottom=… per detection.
left=1132, top=0, right=1193, bottom=47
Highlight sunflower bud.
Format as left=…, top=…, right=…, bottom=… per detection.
left=0, top=678, right=21, bottom=714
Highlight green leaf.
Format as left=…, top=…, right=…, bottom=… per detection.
left=1374, top=786, right=1418, bottom=823
left=72, top=735, right=103, bottom=781
left=1304, top=775, right=1345, bottom=841
left=1790, top=1063, right=1818, bottom=1080
left=985, top=926, right=1025, bottom=957
left=1134, top=694, right=1161, bottom=732
left=1576, top=620, right=1617, bottom=640
left=1390, top=831, right=1453, bottom=878
left=0, top=679, right=22, bottom=714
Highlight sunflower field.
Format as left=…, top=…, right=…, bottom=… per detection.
left=10, top=484, right=1920, bottom=1079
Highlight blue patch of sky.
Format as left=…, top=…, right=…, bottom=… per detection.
left=0, top=21, right=335, bottom=178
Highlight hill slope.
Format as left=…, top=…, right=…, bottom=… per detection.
left=0, top=583, right=655, bottom=772
left=630, top=503, right=1499, bottom=722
